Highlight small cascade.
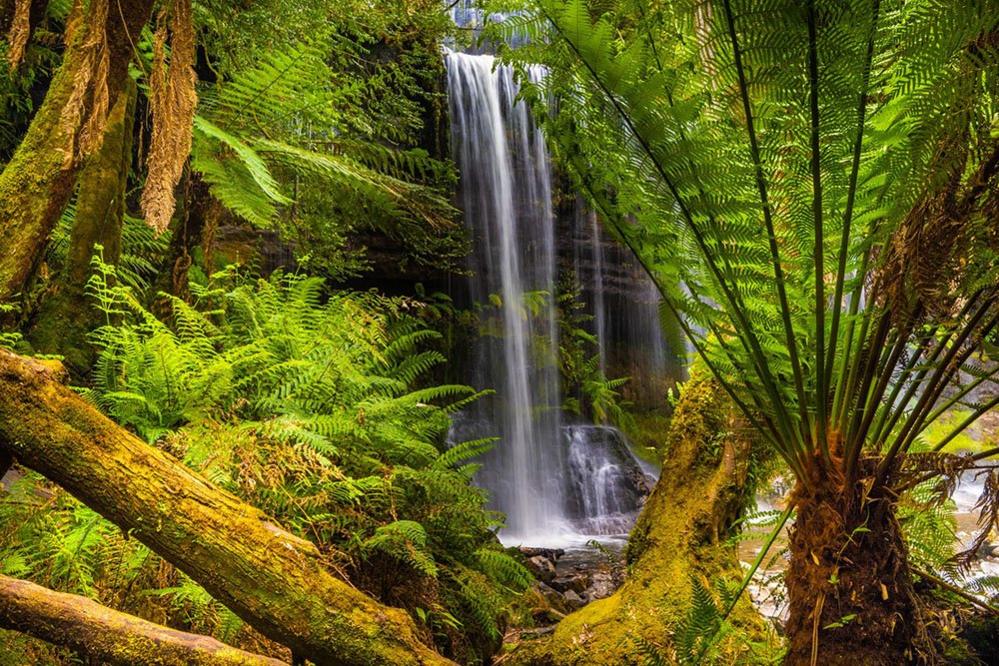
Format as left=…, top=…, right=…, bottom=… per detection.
left=446, top=51, right=566, bottom=541
left=563, top=426, right=654, bottom=535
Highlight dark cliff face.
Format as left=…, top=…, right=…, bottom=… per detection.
left=349, top=167, right=684, bottom=407
left=557, top=187, right=684, bottom=409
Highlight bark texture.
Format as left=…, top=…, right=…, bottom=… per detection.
left=509, top=373, right=768, bottom=665
left=784, top=463, right=922, bottom=665
left=0, top=574, right=285, bottom=666
left=0, top=0, right=154, bottom=301
left=153, top=172, right=221, bottom=305
left=0, top=350, right=455, bottom=666
left=29, top=76, right=136, bottom=373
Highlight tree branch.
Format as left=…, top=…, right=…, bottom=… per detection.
left=0, top=350, right=454, bottom=666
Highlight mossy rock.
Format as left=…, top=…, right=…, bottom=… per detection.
left=505, top=370, right=778, bottom=665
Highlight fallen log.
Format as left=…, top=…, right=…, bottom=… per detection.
left=0, top=574, right=285, bottom=665
left=0, top=351, right=454, bottom=666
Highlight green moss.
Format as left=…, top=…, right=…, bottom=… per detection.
left=505, top=369, right=779, bottom=665
left=924, top=409, right=994, bottom=455
left=0, top=629, right=64, bottom=665
left=620, top=409, right=672, bottom=463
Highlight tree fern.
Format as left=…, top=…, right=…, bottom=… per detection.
left=494, top=0, right=999, bottom=606
left=189, top=36, right=459, bottom=264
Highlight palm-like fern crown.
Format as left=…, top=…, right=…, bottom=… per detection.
left=492, top=0, right=999, bottom=486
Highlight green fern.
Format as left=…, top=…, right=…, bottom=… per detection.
left=362, top=520, right=439, bottom=578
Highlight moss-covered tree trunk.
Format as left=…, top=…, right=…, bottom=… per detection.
left=153, top=172, right=220, bottom=304
left=0, top=574, right=285, bottom=666
left=28, top=77, right=137, bottom=373
left=0, top=350, right=455, bottom=666
left=510, top=373, right=768, bottom=665
left=0, top=0, right=153, bottom=302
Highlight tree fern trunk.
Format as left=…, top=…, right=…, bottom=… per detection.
left=784, top=463, right=921, bottom=665
left=0, top=350, right=456, bottom=666
left=28, top=77, right=137, bottom=374
left=0, top=574, right=285, bottom=666
left=153, top=172, right=220, bottom=307
left=0, top=0, right=153, bottom=302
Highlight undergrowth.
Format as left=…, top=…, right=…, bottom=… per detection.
left=0, top=258, right=531, bottom=664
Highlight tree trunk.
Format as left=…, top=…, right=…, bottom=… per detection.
left=153, top=172, right=220, bottom=305
left=28, top=76, right=136, bottom=374
left=0, top=350, right=455, bottom=666
left=508, top=373, right=768, bottom=665
left=0, top=0, right=154, bottom=302
left=784, top=463, right=922, bottom=666
left=0, top=574, right=285, bottom=666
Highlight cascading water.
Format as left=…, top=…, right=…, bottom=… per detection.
left=446, top=51, right=566, bottom=541
left=445, top=24, right=681, bottom=545
left=564, top=426, right=653, bottom=535
left=581, top=207, right=608, bottom=375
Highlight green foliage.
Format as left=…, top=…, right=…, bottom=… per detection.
left=898, top=484, right=959, bottom=572
left=46, top=195, right=171, bottom=295
left=0, top=2, right=69, bottom=162
left=363, top=520, right=439, bottom=578
left=556, top=273, right=633, bottom=427
left=0, top=469, right=240, bottom=644
left=632, top=575, right=782, bottom=666
left=674, top=577, right=730, bottom=664
left=493, top=0, right=999, bottom=470
left=472, top=548, right=532, bottom=591
left=184, top=6, right=465, bottom=279
left=4, top=256, right=523, bottom=661
left=490, top=0, right=999, bottom=619
left=0, top=303, right=23, bottom=350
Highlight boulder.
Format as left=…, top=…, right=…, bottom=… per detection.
left=585, top=571, right=618, bottom=600
left=550, top=572, right=590, bottom=594
left=526, top=555, right=557, bottom=583
left=562, top=589, right=586, bottom=610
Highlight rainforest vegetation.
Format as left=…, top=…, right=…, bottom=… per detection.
left=0, top=0, right=998, bottom=664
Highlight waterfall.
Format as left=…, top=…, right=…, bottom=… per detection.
left=571, top=199, right=683, bottom=407
left=446, top=51, right=566, bottom=541
left=587, top=209, right=608, bottom=375
left=445, top=46, right=680, bottom=546
left=564, top=426, right=653, bottom=535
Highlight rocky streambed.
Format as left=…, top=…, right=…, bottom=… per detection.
left=518, top=541, right=627, bottom=631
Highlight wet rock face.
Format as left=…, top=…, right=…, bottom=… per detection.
left=562, top=425, right=654, bottom=534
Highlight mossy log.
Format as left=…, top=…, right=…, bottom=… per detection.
left=0, top=574, right=285, bottom=665
left=0, top=350, right=455, bottom=666
left=510, top=372, right=769, bottom=665
left=0, top=0, right=153, bottom=301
